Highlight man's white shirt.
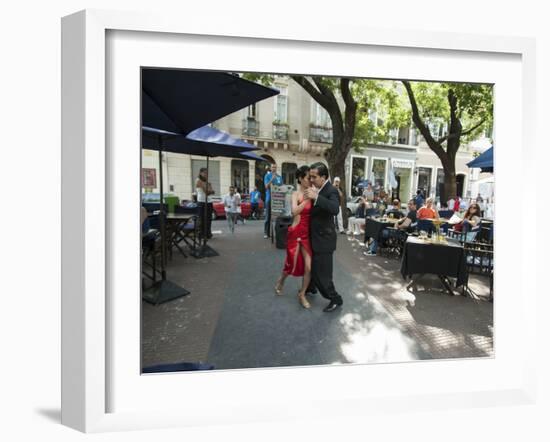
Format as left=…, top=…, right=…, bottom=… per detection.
left=314, top=179, right=330, bottom=206
left=223, top=193, right=241, bottom=213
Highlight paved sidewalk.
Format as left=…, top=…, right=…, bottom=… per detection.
left=142, top=220, right=493, bottom=369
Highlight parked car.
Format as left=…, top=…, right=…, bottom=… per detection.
left=212, top=194, right=264, bottom=219
left=346, top=196, right=364, bottom=217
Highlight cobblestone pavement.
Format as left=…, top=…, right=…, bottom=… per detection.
left=142, top=220, right=493, bottom=369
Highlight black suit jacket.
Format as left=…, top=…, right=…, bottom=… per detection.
left=310, top=181, right=340, bottom=253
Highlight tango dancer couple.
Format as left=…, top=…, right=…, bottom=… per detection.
left=274, top=163, right=343, bottom=313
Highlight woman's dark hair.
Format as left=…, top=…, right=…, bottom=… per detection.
left=466, top=204, right=481, bottom=219
left=295, top=165, right=310, bottom=184
left=310, top=162, right=329, bottom=179
left=198, top=167, right=207, bottom=182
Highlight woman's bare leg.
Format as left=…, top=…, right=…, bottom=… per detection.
left=275, top=271, right=288, bottom=294
left=297, top=245, right=312, bottom=308
left=299, top=246, right=312, bottom=295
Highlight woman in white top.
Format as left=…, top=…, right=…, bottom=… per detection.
left=195, top=167, right=215, bottom=239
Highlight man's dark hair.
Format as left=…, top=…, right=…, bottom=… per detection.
left=408, top=199, right=417, bottom=208
left=310, top=162, right=329, bottom=179
left=295, top=165, right=310, bottom=183
left=416, top=189, right=422, bottom=195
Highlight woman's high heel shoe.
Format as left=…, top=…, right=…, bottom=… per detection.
left=298, top=292, right=310, bottom=309
left=275, top=282, right=283, bottom=295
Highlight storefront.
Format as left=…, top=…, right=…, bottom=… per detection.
left=346, top=145, right=417, bottom=201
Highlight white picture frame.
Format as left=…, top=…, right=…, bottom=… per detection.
left=61, top=9, right=537, bottom=433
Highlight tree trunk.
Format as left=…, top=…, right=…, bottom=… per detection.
left=325, top=131, right=350, bottom=229
left=443, top=168, right=456, bottom=205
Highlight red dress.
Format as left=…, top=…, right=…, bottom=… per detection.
left=283, top=198, right=313, bottom=276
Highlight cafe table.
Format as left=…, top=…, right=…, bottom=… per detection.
left=150, top=211, right=197, bottom=258
left=400, top=235, right=469, bottom=295
left=363, top=216, right=399, bottom=242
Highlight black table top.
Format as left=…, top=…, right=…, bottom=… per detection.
left=364, top=218, right=396, bottom=240
left=400, top=236, right=469, bottom=287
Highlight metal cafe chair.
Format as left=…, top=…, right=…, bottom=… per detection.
left=142, top=227, right=162, bottom=283
left=463, top=241, right=494, bottom=301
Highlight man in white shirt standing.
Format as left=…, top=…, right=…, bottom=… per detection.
left=223, top=186, right=241, bottom=234
left=333, top=177, right=346, bottom=234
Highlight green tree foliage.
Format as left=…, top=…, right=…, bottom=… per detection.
left=402, top=80, right=493, bottom=199
left=352, top=80, right=410, bottom=149
left=241, top=72, right=492, bottom=206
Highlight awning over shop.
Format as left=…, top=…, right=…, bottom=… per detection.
left=467, top=146, right=493, bottom=173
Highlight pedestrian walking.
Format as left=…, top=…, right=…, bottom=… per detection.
left=223, top=186, right=241, bottom=234
left=249, top=186, right=261, bottom=219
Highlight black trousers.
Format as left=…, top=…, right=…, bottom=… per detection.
left=264, top=202, right=272, bottom=236
left=198, top=202, right=213, bottom=237
left=309, top=252, right=342, bottom=305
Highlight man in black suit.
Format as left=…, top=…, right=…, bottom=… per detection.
left=304, top=163, right=344, bottom=313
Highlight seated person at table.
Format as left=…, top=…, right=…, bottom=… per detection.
left=386, top=199, right=404, bottom=219
left=375, top=196, right=387, bottom=216
left=453, top=202, right=481, bottom=235
left=347, top=198, right=367, bottom=235
left=417, top=197, right=439, bottom=220
left=141, top=206, right=149, bottom=235
left=365, top=199, right=416, bottom=256
left=396, top=199, right=417, bottom=232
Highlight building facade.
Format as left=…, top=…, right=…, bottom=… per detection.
left=141, top=75, right=491, bottom=204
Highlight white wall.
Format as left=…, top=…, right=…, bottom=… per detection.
left=4, top=1, right=549, bottom=441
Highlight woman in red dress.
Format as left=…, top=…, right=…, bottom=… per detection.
left=274, top=165, right=314, bottom=309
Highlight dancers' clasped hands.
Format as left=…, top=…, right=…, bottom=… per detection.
left=303, top=186, right=318, bottom=201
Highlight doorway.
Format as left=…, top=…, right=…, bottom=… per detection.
left=456, top=174, right=465, bottom=198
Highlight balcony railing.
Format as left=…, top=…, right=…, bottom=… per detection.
left=309, top=127, right=333, bottom=144
left=242, top=118, right=259, bottom=137
left=272, top=123, right=289, bottom=140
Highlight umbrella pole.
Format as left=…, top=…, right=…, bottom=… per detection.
left=158, top=142, right=167, bottom=280
left=204, top=156, right=209, bottom=247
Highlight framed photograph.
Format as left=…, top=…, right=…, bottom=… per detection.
left=141, top=168, right=156, bottom=188
left=61, top=9, right=537, bottom=433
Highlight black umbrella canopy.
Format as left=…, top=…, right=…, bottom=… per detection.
left=142, top=69, right=279, bottom=135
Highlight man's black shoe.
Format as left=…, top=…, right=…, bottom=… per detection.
left=323, top=301, right=342, bottom=313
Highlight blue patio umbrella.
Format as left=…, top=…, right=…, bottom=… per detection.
left=142, top=125, right=259, bottom=157
left=467, top=147, right=494, bottom=173
left=141, top=69, right=279, bottom=304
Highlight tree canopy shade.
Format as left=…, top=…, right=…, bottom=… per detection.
left=243, top=72, right=493, bottom=209
left=402, top=80, right=493, bottom=200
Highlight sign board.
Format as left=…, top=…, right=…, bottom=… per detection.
left=271, top=185, right=294, bottom=216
